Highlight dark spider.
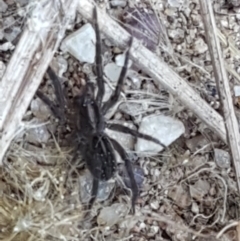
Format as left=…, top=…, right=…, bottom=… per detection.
left=36, top=7, right=165, bottom=214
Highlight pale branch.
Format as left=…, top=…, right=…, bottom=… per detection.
left=199, top=0, right=240, bottom=193
left=0, top=0, right=79, bottom=163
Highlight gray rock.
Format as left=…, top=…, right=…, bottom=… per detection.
left=106, top=121, right=136, bottom=151
left=135, top=115, right=185, bottom=153
left=4, top=26, right=21, bottom=42
left=0, top=42, right=14, bottom=51
left=25, top=118, right=50, bottom=144
left=79, top=170, right=115, bottom=203
left=214, top=148, right=231, bottom=169
left=0, top=61, right=6, bottom=79
left=51, top=56, right=68, bottom=78
left=234, top=85, right=240, bottom=97
left=31, top=98, right=51, bottom=121
left=97, top=203, right=128, bottom=226
left=0, top=0, right=8, bottom=12
left=190, top=179, right=210, bottom=201
left=115, top=52, right=132, bottom=68
left=104, top=62, right=122, bottom=82
left=61, top=23, right=96, bottom=63
left=110, top=0, right=127, bottom=7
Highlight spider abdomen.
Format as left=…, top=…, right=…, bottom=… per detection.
left=84, top=134, right=117, bottom=181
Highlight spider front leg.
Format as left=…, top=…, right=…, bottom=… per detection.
left=93, top=7, right=105, bottom=106
left=36, top=67, right=66, bottom=123
left=110, top=137, right=138, bottom=214
left=102, top=37, right=133, bottom=115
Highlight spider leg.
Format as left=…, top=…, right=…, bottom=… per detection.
left=36, top=90, right=63, bottom=121
left=88, top=177, right=99, bottom=210
left=110, top=137, right=138, bottom=214
left=93, top=7, right=105, bottom=106
left=107, top=123, right=166, bottom=149
left=36, top=67, right=66, bottom=123
left=102, top=37, right=133, bottom=115
left=47, top=67, right=66, bottom=112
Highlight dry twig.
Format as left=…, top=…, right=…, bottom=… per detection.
left=77, top=0, right=227, bottom=143
left=0, top=0, right=78, bottom=163
left=200, top=0, right=240, bottom=192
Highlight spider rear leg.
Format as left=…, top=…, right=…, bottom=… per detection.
left=88, top=177, right=99, bottom=210
left=110, top=137, right=138, bottom=214
left=102, top=37, right=133, bottom=115
left=107, top=123, right=166, bottom=149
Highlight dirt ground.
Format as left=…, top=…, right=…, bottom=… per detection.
left=1, top=0, right=240, bottom=240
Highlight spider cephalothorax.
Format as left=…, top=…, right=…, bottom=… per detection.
left=36, top=7, right=165, bottom=213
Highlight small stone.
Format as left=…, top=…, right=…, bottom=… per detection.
left=119, top=102, right=144, bottom=116
left=186, top=135, right=209, bottom=152
left=0, top=42, right=14, bottom=51
left=135, top=115, right=185, bottom=153
left=0, top=61, right=6, bottom=78
left=79, top=170, right=115, bottom=203
left=168, top=29, right=185, bottom=43
left=31, top=98, right=51, bottom=121
left=25, top=118, right=51, bottom=144
left=4, top=26, right=21, bottom=42
left=214, top=148, right=231, bottom=169
left=61, top=23, right=96, bottom=63
left=102, top=83, right=113, bottom=102
left=115, top=52, right=132, bottom=68
left=150, top=200, right=160, bottom=210
left=234, top=85, right=240, bottom=97
left=122, top=165, right=144, bottom=189
left=193, top=38, right=208, bottom=54
left=110, top=0, right=127, bottom=7
left=17, top=0, right=30, bottom=6
left=191, top=202, right=199, bottom=214
left=168, top=0, right=185, bottom=7
left=106, top=121, right=136, bottom=150
left=168, top=185, right=191, bottom=208
left=190, top=179, right=210, bottom=201
left=104, top=62, right=122, bottom=82
left=51, top=56, right=68, bottom=78
left=97, top=203, right=128, bottom=226
left=0, top=0, right=8, bottom=12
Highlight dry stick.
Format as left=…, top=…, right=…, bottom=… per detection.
left=200, top=0, right=240, bottom=193
left=0, top=0, right=79, bottom=164
left=77, top=0, right=227, bottom=144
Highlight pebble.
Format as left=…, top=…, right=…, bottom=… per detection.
left=25, top=118, right=50, bottom=144
left=104, top=62, right=123, bottom=82
left=115, top=52, right=132, bottom=68
left=135, top=115, right=185, bottom=153
left=234, top=85, right=240, bottom=97
left=110, top=0, right=127, bottom=7
left=78, top=170, right=115, bottom=203
left=97, top=203, right=128, bottom=226
left=61, top=23, right=96, bottom=63
left=193, top=38, right=208, bottom=54
left=0, top=61, right=6, bottom=79
left=0, top=0, right=8, bottom=12
left=4, top=26, right=21, bottom=42
left=189, top=179, right=210, bottom=201
left=31, top=98, right=51, bottom=121
left=106, top=121, right=136, bottom=150
left=214, top=148, right=231, bottom=169
left=0, top=42, right=15, bottom=51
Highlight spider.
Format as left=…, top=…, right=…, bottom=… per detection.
left=36, top=7, right=165, bottom=214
